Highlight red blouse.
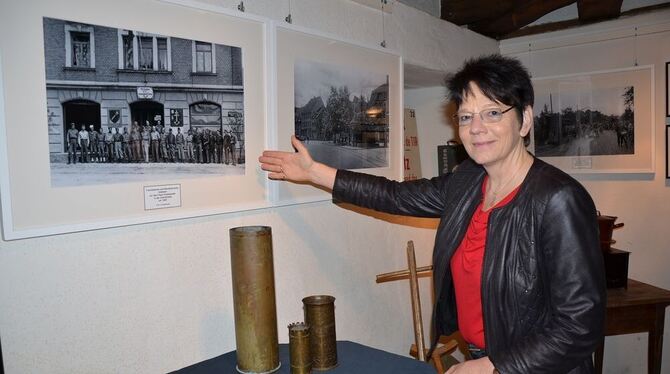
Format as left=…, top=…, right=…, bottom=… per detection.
left=450, top=177, right=520, bottom=349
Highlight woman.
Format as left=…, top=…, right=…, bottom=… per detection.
left=259, top=55, right=605, bottom=374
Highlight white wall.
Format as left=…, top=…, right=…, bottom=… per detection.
left=0, top=1, right=498, bottom=373
left=405, top=86, right=456, bottom=178
left=502, top=9, right=670, bottom=374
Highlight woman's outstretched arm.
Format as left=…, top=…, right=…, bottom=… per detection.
left=258, top=135, right=337, bottom=190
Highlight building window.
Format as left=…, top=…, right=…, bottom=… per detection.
left=122, top=33, right=134, bottom=69
left=71, top=32, right=90, bottom=67
left=139, top=36, right=153, bottom=70
left=157, top=38, right=168, bottom=71
left=118, top=31, right=171, bottom=71
left=64, top=24, right=95, bottom=68
left=193, top=41, right=216, bottom=73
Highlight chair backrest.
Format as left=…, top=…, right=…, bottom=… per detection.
left=376, top=240, right=433, bottom=361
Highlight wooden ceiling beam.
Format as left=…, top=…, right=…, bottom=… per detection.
left=503, top=2, right=670, bottom=39
left=577, top=0, right=623, bottom=22
left=468, top=0, right=576, bottom=38
left=441, top=0, right=516, bottom=26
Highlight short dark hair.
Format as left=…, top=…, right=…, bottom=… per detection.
left=446, top=54, right=533, bottom=144
left=446, top=54, right=533, bottom=115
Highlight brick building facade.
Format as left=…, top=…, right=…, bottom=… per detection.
left=43, top=17, right=244, bottom=162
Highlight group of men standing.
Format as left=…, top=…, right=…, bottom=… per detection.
left=65, top=120, right=238, bottom=165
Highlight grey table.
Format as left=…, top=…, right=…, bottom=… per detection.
left=170, top=340, right=435, bottom=373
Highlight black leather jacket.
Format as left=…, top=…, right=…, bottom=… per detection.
left=333, top=158, right=606, bottom=373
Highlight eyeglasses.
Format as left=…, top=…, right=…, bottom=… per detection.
left=453, top=106, right=515, bottom=126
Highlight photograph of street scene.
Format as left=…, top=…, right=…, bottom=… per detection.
left=294, top=59, right=389, bottom=170
left=533, top=83, right=634, bottom=158
left=44, top=17, right=245, bottom=187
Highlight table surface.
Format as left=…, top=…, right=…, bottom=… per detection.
left=170, top=340, right=435, bottom=374
left=606, top=279, right=670, bottom=308
left=596, top=278, right=670, bottom=374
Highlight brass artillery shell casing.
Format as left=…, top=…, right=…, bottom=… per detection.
left=230, top=226, right=280, bottom=374
left=302, top=295, right=337, bottom=370
left=288, top=323, right=312, bottom=374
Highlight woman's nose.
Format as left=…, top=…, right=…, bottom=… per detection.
left=469, top=114, right=486, bottom=134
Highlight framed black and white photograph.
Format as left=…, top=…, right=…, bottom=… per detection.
left=45, top=16, right=245, bottom=187
left=0, top=0, right=270, bottom=239
left=666, top=61, right=669, bottom=117
left=531, top=66, right=654, bottom=174
left=666, top=126, right=670, bottom=179
left=294, top=59, right=389, bottom=170
left=273, top=24, right=402, bottom=204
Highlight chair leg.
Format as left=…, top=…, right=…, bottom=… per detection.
left=407, top=241, right=427, bottom=361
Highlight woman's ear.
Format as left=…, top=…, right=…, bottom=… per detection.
left=520, top=105, right=533, bottom=137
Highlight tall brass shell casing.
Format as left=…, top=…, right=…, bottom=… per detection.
left=302, top=295, right=337, bottom=370
left=230, top=226, right=280, bottom=374
left=288, top=323, right=312, bottom=374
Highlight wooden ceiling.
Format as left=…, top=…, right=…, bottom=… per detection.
left=441, top=0, right=670, bottom=39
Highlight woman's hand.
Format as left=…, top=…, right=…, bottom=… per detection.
left=445, top=357, right=497, bottom=374
left=259, top=136, right=337, bottom=189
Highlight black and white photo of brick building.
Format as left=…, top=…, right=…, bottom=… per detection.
left=43, top=17, right=245, bottom=186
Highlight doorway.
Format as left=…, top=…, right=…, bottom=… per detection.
left=62, top=99, right=101, bottom=149
left=130, top=101, right=164, bottom=128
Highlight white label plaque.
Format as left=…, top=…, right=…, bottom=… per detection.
left=144, top=184, right=182, bottom=210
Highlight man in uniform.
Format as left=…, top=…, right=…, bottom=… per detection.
left=78, top=124, right=90, bottom=163
left=66, top=123, right=79, bottom=164
left=159, top=127, right=168, bottom=162
left=167, top=128, right=176, bottom=162
left=97, top=127, right=107, bottom=163
left=228, top=131, right=237, bottom=166
left=122, top=127, right=131, bottom=162
left=193, top=128, right=202, bottom=163
left=185, top=129, right=194, bottom=163
left=223, top=130, right=231, bottom=164
left=207, top=130, right=216, bottom=164
left=130, top=122, right=141, bottom=162
left=175, top=127, right=185, bottom=163
left=141, top=124, right=151, bottom=162
left=105, top=128, right=115, bottom=162
left=112, top=128, right=123, bottom=162
left=88, top=125, right=99, bottom=162
left=150, top=126, right=160, bottom=162
left=201, top=129, right=210, bottom=163
left=215, top=130, right=224, bottom=163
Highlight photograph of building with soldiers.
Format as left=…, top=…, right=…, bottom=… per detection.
left=44, top=17, right=245, bottom=187
left=294, top=59, right=389, bottom=170
left=533, top=82, right=634, bottom=158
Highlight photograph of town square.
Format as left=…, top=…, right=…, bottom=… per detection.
left=43, top=17, right=245, bottom=187
left=533, top=84, right=634, bottom=158
left=294, top=59, right=389, bottom=170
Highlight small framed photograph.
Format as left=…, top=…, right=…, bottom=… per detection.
left=272, top=24, right=403, bottom=205
left=531, top=66, right=654, bottom=174
left=666, top=62, right=670, bottom=117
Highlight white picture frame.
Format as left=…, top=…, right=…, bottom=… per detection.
left=531, top=66, right=654, bottom=174
left=0, top=0, right=271, bottom=239
left=270, top=24, right=403, bottom=205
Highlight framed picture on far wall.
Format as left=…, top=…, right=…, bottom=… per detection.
left=272, top=24, right=403, bottom=205
left=0, top=0, right=270, bottom=239
left=531, top=65, right=654, bottom=174
left=666, top=62, right=669, bottom=117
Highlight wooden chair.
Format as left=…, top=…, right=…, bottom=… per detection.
left=376, top=241, right=466, bottom=373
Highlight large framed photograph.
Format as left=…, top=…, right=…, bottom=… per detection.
left=531, top=66, right=654, bottom=174
left=272, top=25, right=403, bottom=204
left=0, top=0, right=269, bottom=239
